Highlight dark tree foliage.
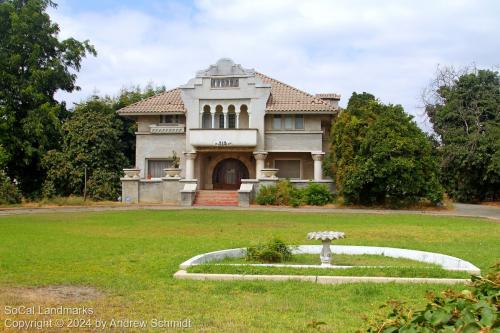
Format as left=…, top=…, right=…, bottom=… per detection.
left=0, top=0, right=96, bottom=196
left=425, top=68, right=500, bottom=202
left=0, top=144, right=21, bottom=204
left=42, top=97, right=127, bottom=200
left=330, top=93, right=443, bottom=207
left=329, top=93, right=379, bottom=194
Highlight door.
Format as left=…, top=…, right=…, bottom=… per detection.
left=212, top=158, right=249, bottom=190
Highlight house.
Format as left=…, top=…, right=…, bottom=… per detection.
left=118, top=58, right=339, bottom=206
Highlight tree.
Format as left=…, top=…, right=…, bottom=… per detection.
left=328, top=92, right=379, bottom=194
left=424, top=67, right=500, bottom=202
left=0, top=144, right=22, bottom=204
left=344, top=104, right=443, bottom=207
left=42, top=97, right=127, bottom=200
left=0, top=0, right=96, bottom=196
left=329, top=93, right=443, bottom=207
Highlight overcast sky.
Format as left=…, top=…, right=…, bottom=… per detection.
left=51, top=0, right=499, bottom=130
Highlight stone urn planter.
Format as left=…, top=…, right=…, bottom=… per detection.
left=307, top=231, right=346, bottom=266
left=123, top=168, right=140, bottom=179
left=164, top=167, right=182, bottom=178
left=261, top=168, right=279, bottom=179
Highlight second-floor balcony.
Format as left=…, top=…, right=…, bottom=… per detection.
left=190, top=128, right=258, bottom=147
left=149, top=124, right=185, bottom=134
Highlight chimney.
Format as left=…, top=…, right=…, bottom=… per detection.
left=315, top=93, right=341, bottom=108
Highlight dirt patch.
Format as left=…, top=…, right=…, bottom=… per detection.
left=481, top=201, right=500, bottom=208
left=0, top=285, right=104, bottom=303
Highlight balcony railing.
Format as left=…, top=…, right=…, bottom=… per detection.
left=190, top=128, right=258, bottom=147
left=149, top=124, right=185, bottom=134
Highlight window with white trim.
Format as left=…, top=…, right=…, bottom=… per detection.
left=271, top=115, right=305, bottom=130
left=147, top=159, right=172, bottom=178
left=211, top=78, right=239, bottom=88
left=295, top=115, right=304, bottom=129
left=160, top=115, right=181, bottom=124
left=274, top=160, right=301, bottom=179
left=272, top=115, right=282, bottom=129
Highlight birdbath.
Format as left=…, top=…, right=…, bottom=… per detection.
left=307, top=231, right=345, bottom=266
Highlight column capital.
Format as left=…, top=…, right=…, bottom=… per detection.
left=311, top=152, right=325, bottom=161
left=184, top=151, right=197, bottom=160
left=253, top=152, right=268, bottom=160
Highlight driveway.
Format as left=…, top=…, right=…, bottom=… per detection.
left=0, top=202, right=498, bottom=220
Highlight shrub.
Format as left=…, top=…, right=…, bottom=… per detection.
left=246, top=239, right=294, bottom=263
left=304, top=183, right=333, bottom=206
left=256, top=185, right=277, bottom=205
left=359, top=263, right=500, bottom=332
left=0, top=171, right=22, bottom=205
left=275, top=179, right=294, bottom=205
left=87, top=169, right=121, bottom=201
left=256, top=180, right=333, bottom=207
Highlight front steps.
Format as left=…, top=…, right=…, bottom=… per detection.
left=193, top=190, right=239, bottom=206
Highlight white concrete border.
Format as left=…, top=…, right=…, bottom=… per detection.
left=174, top=270, right=469, bottom=284
left=179, top=245, right=480, bottom=274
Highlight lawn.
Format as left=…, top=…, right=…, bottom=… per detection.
left=0, top=210, right=498, bottom=332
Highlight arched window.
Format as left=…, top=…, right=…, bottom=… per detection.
left=228, top=105, right=236, bottom=128
left=215, top=105, right=224, bottom=128
left=202, top=105, right=211, bottom=128
left=239, top=104, right=249, bottom=128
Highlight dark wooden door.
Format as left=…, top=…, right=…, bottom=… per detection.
left=212, top=159, right=249, bottom=190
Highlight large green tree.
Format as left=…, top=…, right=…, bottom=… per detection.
left=0, top=0, right=95, bottom=196
left=329, top=92, right=379, bottom=193
left=329, top=93, right=443, bottom=207
left=42, top=97, right=127, bottom=200
left=425, top=68, right=500, bottom=202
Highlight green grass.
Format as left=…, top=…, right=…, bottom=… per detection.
left=216, top=253, right=444, bottom=267
left=0, top=210, right=498, bottom=332
left=195, top=253, right=470, bottom=278
left=188, top=264, right=469, bottom=278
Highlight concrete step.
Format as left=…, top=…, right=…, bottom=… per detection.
left=194, top=190, right=239, bottom=206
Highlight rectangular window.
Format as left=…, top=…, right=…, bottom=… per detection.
left=274, top=160, right=301, bottom=179
left=284, top=115, right=293, bottom=130
left=271, top=115, right=304, bottom=130
left=160, top=115, right=180, bottom=124
left=211, top=78, right=239, bottom=88
left=295, top=115, right=304, bottom=129
left=272, top=115, right=282, bottom=129
left=147, top=159, right=172, bottom=178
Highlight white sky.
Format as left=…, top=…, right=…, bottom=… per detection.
left=51, top=0, right=500, bottom=130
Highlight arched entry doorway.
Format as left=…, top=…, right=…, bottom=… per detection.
left=212, top=158, right=249, bottom=190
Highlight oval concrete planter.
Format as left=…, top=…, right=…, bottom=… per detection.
left=123, top=168, right=140, bottom=179
left=261, top=168, right=279, bottom=178
left=164, top=168, right=181, bottom=178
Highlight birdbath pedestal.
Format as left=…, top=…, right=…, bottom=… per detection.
left=307, top=231, right=346, bottom=266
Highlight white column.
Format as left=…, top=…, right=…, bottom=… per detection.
left=253, top=152, right=268, bottom=179
left=236, top=112, right=240, bottom=129
left=211, top=112, right=215, bottom=129
left=223, top=106, right=228, bottom=129
left=184, top=152, right=197, bottom=180
left=311, top=152, right=325, bottom=181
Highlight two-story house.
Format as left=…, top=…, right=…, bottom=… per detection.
left=118, top=58, right=339, bottom=205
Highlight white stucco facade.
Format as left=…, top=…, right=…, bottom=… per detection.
left=118, top=58, right=339, bottom=202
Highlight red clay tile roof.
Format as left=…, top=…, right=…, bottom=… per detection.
left=255, top=72, right=337, bottom=113
left=117, top=88, right=186, bottom=114
left=117, top=73, right=338, bottom=115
